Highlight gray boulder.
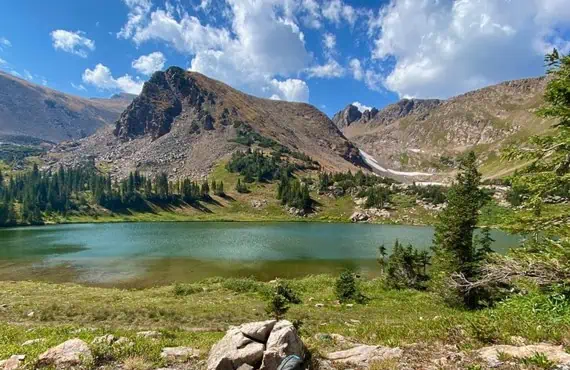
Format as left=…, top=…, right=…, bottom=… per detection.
left=240, top=320, right=277, bottom=343
left=260, top=321, right=304, bottom=370
left=478, top=344, right=570, bottom=367
left=37, top=339, right=92, bottom=368
left=0, top=355, right=25, bottom=370
left=161, top=347, right=200, bottom=363
left=207, top=327, right=265, bottom=370
left=324, top=344, right=402, bottom=368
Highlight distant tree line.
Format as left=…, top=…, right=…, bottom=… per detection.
left=0, top=165, right=226, bottom=227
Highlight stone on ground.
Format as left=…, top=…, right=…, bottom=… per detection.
left=478, top=344, right=570, bottom=367
left=136, top=330, right=161, bottom=338
left=37, top=339, right=92, bottom=368
left=240, top=320, right=277, bottom=343
left=207, top=327, right=265, bottom=370
left=161, top=347, right=200, bottom=363
left=92, top=334, right=116, bottom=346
left=0, top=355, right=25, bottom=370
left=260, top=320, right=304, bottom=370
left=324, top=344, right=402, bottom=368
left=22, top=339, right=44, bottom=346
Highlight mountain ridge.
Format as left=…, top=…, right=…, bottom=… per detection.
left=48, top=67, right=366, bottom=179
left=0, top=71, right=132, bottom=143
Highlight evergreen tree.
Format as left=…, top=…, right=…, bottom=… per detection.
left=431, top=151, right=489, bottom=307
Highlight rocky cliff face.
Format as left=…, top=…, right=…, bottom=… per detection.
left=49, top=67, right=366, bottom=179
left=333, top=77, right=550, bottom=176
left=0, top=71, right=131, bottom=143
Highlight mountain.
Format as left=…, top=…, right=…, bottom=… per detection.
left=48, top=67, right=365, bottom=179
left=0, top=71, right=133, bottom=144
left=332, top=77, right=552, bottom=178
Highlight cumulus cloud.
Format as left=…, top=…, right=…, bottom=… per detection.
left=370, top=0, right=570, bottom=98
left=50, top=30, right=95, bottom=58
left=352, top=101, right=372, bottom=113
left=132, top=51, right=166, bottom=75
left=120, top=0, right=312, bottom=102
left=307, top=59, right=345, bottom=78
left=322, top=0, right=357, bottom=25
left=349, top=58, right=383, bottom=91
left=118, top=0, right=152, bottom=39
left=323, top=32, right=336, bottom=51
left=82, top=63, right=143, bottom=94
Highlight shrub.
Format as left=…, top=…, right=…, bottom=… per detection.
left=274, top=280, right=302, bottom=304
left=335, top=270, right=367, bottom=304
left=385, top=241, right=430, bottom=290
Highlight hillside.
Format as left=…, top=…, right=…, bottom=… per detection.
left=0, top=71, right=132, bottom=144
left=48, top=67, right=365, bottom=179
left=333, top=77, right=553, bottom=178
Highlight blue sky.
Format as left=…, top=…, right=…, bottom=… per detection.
left=1, top=0, right=569, bottom=117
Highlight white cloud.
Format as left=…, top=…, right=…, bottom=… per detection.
left=0, top=57, right=6, bottom=65
left=370, top=0, right=570, bottom=98
left=323, top=32, right=336, bottom=51
left=50, top=30, right=95, bottom=58
left=132, top=51, right=166, bottom=75
left=352, top=101, right=372, bottom=113
left=71, top=82, right=87, bottom=91
left=0, top=37, right=11, bottom=51
left=349, top=58, right=383, bottom=91
left=269, top=78, right=309, bottom=102
left=118, top=0, right=152, bottom=39
left=307, top=59, right=345, bottom=78
left=121, top=0, right=312, bottom=102
left=82, top=63, right=143, bottom=94
left=23, top=70, right=33, bottom=81
left=322, top=0, right=357, bottom=25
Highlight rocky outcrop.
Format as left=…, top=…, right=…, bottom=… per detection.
left=0, top=355, right=25, bottom=370
left=478, top=343, right=570, bottom=367
left=50, top=69, right=366, bottom=179
left=331, top=104, right=362, bottom=129
left=207, top=320, right=303, bottom=370
left=324, top=344, right=402, bottom=368
left=37, top=339, right=92, bottom=368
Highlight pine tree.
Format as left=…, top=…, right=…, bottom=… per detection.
left=431, top=151, right=488, bottom=307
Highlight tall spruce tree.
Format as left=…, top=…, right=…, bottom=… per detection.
left=431, top=151, right=488, bottom=307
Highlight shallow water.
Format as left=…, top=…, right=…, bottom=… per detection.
left=0, top=222, right=521, bottom=287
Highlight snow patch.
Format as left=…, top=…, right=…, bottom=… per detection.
left=360, top=150, right=434, bottom=177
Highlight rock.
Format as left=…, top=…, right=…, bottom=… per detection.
left=207, top=327, right=265, bottom=370
left=260, top=320, right=304, bottom=370
left=315, top=303, right=324, bottom=308
left=350, top=212, right=368, bottom=223
left=324, top=344, right=402, bottom=368
left=22, top=339, right=44, bottom=346
left=236, top=365, right=254, bottom=370
left=113, top=337, right=133, bottom=347
left=37, top=339, right=93, bottom=368
left=478, top=344, right=570, bottom=367
left=136, top=330, right=162, bottom=338
left=0, top=355, right=25, bottom=370
left=161, top=347, right=200, bottom=363
left=92, top=334, right=116, bottom=346
left=240, top=320, right=277, bottom=343
left=509, top=336, right=527, bottom=346
left=26, top=311, right=34, bottom=318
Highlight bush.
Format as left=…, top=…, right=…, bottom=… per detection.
left=335, top=270, right=368, bottom=304
left=274, top=280, right=302, bottom=304
left=385, top=241, right=430, bottom=290
left=265, top=292, right=289, bottom=320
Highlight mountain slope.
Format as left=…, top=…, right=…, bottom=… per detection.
left=333, top=77, right=552, bottom=177
left=0, top=71, right=132, bottom=143
left=49, top=67, right=365, bottom=179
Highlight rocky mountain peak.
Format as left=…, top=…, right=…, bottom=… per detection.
left=331, top=104, right=362, bottom=129
left=113, top=67, right=215, bottom=141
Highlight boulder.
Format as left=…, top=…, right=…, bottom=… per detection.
left=136, top=330, right=161, bottom=338
left=350, top=212, right=368, bottom=223
left=161, top=347, right=200, bottom=363
left=324, top=344, right=402, bottom=368
left=478, top=344, right=570, bottom=367
left=236, top=365, right=254, bottom=370
left=207, top=327, right=265, bottom=370
left=92, top=334, right=116, bottom=346
left=260, top=321, right=304, bottom=370
left=0, top=355, right=25, bottom=370
left=37, top=339, right=92, bottom=368
left=240, top=320, right=277, bottom=343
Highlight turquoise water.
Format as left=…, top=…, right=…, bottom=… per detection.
left=0, top=222, right=521, bottom=287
